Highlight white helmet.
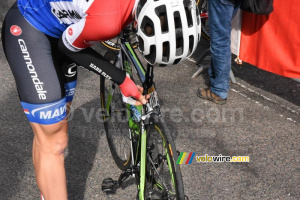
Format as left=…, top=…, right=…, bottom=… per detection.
left=135, top=0, right=201, bottom=66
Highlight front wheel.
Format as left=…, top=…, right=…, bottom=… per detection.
left=143, top=115, right=185, bottom=200
left=100, top=75, right=132, bottom=171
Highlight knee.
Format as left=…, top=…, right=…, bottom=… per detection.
left=33, top=121, right=68, bottom=155
left=49, top=134, right=68, bottom=155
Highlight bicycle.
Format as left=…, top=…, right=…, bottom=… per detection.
left=100, top=27, right=186, bottom=199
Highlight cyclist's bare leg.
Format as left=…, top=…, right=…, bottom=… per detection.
left=31, top=103, right=72, bottom=200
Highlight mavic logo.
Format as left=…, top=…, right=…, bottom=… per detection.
left=39, top=106, right=67, bottom=120
left=31, top=100, right=67, bottom=120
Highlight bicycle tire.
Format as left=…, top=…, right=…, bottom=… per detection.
left=100, top=54, right=132, bottom=170
left=198, top=0, right=210, bottom=41
left=101, top=39, right=121, bottom=51
left=143, top=115, right=185, bottom=200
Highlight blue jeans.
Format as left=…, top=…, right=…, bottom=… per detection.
left=208, top=0, right=242, bottom=99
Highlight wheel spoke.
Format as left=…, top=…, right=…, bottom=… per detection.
left=144, top=124, right=179, bottom=199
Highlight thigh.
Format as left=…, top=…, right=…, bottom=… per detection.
left=208, top=0, right=234, bottom=41
left=208, top=0, right=234, bottom=56
left=2, top=3, right=64, bottom=104
left=2, top=3, right=73, bottom=124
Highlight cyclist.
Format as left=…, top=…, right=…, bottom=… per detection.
left=1, top=0, right=200, bottom=199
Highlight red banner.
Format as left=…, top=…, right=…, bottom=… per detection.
left=240, top=0, right=300, bottom=78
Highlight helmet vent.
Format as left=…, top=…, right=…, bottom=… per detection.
left=196, top=6, right=200, bottom=25
left=173, top=58, right=181, bottom=65
left=188, top=35, right=194, bottom=56
left=174, top=11, right=182, bottom=29
left=174, top=11, right=183, bottom=56
left=138, top=36, right=145, bottom=52
left=162, top=41, right=170, bottom=62
left=184, top=7, right=193, bottom=27
left=136, top=0, right=147, bottom=19
left=141, top=16, right=155, bottom=37
left=155, top=5, right=169, bottom=33
left=145, top=45, right=156, bottom=64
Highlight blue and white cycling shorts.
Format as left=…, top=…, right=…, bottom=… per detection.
left=2, top=3, right=78, bottom=125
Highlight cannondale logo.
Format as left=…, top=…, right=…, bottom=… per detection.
left=65, top=63, right=77, bottom=77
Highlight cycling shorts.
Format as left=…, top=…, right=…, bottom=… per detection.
left=2, top=3, right=78, bottom=125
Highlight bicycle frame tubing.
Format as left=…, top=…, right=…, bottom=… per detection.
left=119, top=40, right=155, bottom=97
left=119, top=30, right=146, bottom=83
left=118, top=30, right=156, bottom=200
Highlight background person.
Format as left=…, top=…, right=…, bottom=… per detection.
left=197, top=0, right=242, bottom=105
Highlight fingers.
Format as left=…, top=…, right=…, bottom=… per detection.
left=122, top=95, right=146, bottom=106
left=137, top=94, right=147, bottom=105
left=135, top=101, right=143, bottom=106
left=120, top=83, right=150, bottom=105
left=135, top=85, right=151, bottom=105
left=136, top=85, right=150, bottom=99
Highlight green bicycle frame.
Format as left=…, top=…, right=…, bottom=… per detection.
left=120, top=40, right=148, bottom=199
left=104, top=31, right=177, bottom=199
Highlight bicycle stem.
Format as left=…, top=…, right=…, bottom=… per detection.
left=143, top=63, right=155, bottom=95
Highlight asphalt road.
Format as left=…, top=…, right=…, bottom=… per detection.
left=1, top=1, right=300, bottom=200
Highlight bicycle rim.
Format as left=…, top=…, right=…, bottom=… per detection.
left=101, top=38, right=121, bottom=51
left=101, top=35, right=138, bottom=51
left=100, top=76, right=132, bottom=171
left=143, top=115, right=185, bottom=200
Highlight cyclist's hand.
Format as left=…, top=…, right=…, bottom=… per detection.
left=135, top=85, right=150, bottom=106
left=119, top=76, right=148, bottom=105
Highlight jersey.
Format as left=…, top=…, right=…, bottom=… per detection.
left=3, top=0, right=141, bottom=125
left=18, top=0, right=136, bottom=51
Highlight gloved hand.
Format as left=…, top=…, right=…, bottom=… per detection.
left=119, top=76, right=148, bottom=105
